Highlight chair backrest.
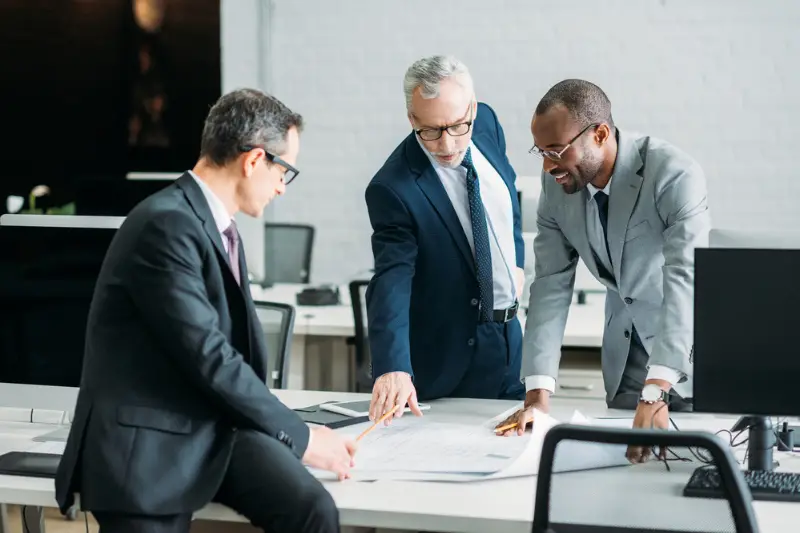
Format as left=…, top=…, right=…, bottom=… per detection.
left=348, top=280, right=372, bottom=392
left=252, top=301, right=295, bottom=389
left=533, top=424, right=758, bottom=533
left=263, top=223, right=314, bottom=285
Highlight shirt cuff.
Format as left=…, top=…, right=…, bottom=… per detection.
left=525, top=375, right=556, bottom=394
left=646, top=365, right=682, bottom=388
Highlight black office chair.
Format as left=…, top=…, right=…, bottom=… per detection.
left=348, top=280, right=372, bottom=393
left=252, top=301, right=295, bottom=389
left=262, top=223, right=315, bottom=286
left=532, top=424, right=758, bottom=533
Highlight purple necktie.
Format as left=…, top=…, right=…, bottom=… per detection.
left=222, top=221, right=241, bottom=286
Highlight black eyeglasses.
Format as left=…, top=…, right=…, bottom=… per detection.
left=239, top=145, right=300, bottom=185
left=529, top=123, right=598, bottom=162
left=413, top=103, right=474, bottom=141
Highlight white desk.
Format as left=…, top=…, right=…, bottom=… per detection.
left=0, top=389, right=799, bottom=533
left=250, top=284, right=606, bottom=391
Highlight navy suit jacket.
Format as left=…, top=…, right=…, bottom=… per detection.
left=364, top=102, right=524, bottom=400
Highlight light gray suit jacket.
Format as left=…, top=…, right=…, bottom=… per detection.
left=522, top=129, right=711, bottom=401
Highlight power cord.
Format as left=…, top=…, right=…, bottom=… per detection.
left=649, top=400, right=749, bottom=472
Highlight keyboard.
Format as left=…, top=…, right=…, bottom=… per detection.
left=684, top=466, right=800, bottom=502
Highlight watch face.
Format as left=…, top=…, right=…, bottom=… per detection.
left=642, top=385, right=663, bottom=402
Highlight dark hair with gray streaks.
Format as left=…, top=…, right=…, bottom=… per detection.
left=199, top=88, right=303, bottom=166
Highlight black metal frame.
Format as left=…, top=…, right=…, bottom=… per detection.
left=532, top=424, right=758, bottom=533
left=262, top=223, right=315, bottom=285
left=252, top=300, right=295, bottom=389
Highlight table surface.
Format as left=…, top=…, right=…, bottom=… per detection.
left=0, top=388, right=799, bottom=533
left=250, top=283, right=606, bottom=348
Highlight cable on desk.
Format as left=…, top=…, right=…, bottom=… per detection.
left=653, top=410, right=749, bottom=471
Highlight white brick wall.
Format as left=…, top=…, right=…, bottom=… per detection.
left=222, top=0, right=799, bottom=283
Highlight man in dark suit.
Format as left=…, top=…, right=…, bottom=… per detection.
left=55, top=88, right=357, bottom=533
left=365, top=55, right=526, bottom=423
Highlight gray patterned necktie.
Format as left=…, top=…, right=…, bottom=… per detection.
left=222, top=221, right=241, bottom=286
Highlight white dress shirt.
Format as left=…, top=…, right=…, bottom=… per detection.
left=417, top=138, right=518, bottom=310
left=525, top=176, right=682, bottom=393
left=189, top=170, right=234, bottom=253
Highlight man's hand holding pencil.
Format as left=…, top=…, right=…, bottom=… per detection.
left=494, top=389, right=551, bottom=437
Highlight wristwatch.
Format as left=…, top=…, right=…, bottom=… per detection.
left=639, top=383, right=670, bottom=405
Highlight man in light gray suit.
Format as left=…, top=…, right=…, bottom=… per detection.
left=497, top=80, right=710, bottom=462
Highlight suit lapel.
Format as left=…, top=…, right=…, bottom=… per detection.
left=406, top=135, right=476, bottom=274
left=177, top=173, right=242, bottom=291
left=607, top=130, right=645, bottom=277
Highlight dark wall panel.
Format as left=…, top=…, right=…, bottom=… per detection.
left=0, top=0, right=220, bottom=210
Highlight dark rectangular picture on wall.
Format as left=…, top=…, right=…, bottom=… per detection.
left=127, top=0, right=222, bottom=174
left=0, top=0, right=221, bottom=214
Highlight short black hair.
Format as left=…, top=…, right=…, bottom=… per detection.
left=535, top=79, right=615, bottom=130
left=199, top=88, right=303, bottom=167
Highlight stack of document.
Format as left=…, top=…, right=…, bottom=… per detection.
left=312, top=407, right=632, bottom=482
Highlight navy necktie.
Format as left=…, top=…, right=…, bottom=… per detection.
left=593, top=190, right=613, bottom=269
left=461, top=148, right=493, bottom=321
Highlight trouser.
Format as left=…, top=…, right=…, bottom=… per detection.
left=94, top=429, right=339, bottom=533
left=449, top=317, right=525, bottom=401
left=607, top=326, right=693, bottom=412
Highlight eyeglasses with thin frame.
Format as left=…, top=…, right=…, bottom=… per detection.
left=413, top=103, right=474, bottom=141
left=528, top=123, right=598, bottom=162
left=239, top=144, right=300, bottom=185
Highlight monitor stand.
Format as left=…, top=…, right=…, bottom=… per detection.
left=731, top=416, right=777, bottom=471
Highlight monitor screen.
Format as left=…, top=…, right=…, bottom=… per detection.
left=0, top=223, right=117, bottom=387
left=693, top=246, right=800, bottom=417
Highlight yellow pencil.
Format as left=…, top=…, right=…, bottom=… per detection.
left=357, top=404, right=401, bottom=441
left=494, top=422, right=519, bottom=433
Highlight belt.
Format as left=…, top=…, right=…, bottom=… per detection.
left=488, top=301, right=519, bottom=323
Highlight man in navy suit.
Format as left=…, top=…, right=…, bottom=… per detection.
left=365, top=55, right=526, bottom=422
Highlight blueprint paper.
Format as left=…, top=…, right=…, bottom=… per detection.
left=339, top=417, right=531, bottom=474
left=311, top=408, right=631, bottom=483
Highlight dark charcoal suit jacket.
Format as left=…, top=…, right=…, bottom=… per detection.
left=55, top=173, right=309, bottom=515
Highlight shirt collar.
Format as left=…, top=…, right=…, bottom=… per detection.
left=188, top=170, right=233, bottom=234
left=586, top=174, right=613, bottom=202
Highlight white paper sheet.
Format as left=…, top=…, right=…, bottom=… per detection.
left=548, top=411, right=632, bottom=474
left=340, top=417, right=531, bottom=474
left=312, top=408, right=633, bottom=483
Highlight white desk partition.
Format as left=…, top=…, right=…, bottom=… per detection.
left=125, top=172, right=181, bottom=181
left=0, top=214, right=124, bottom=228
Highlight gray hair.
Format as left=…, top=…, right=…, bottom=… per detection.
left=403, top=55, right=474, bottom=111
left=199, top=88, right=303, bottom=166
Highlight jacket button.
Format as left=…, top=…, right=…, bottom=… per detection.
left=467, top=338, right=475, bottom=347
left=624, top=330, right=630, bottom=339
left=624, top=297, right=633, bottom=304
left=470, top=298, right=479, bottom=306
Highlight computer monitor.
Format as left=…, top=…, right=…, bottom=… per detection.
left=0, top=215, right=120, bottom=389
left=693, top=228, right=800, bottom=471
